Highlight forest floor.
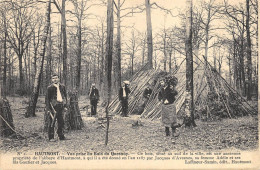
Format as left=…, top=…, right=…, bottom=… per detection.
left=0, top=96, right=259, bottom=153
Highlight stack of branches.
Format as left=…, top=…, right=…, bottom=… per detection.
left=142, top=57, right=257, bottom=121
left=192, top=58, right=257, bottom=121
left=109, top=58, right=257, bottom=121
left=0, top=98, right=15, bottom=137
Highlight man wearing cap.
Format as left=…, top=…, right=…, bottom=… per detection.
left=45, top=74, right=67, bottom=141
left=119, top=81, right=131, bottom=117
left=89, top=83, right=100, bottom=116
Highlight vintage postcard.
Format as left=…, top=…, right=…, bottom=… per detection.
left=0, top=0, right=259, bottom=169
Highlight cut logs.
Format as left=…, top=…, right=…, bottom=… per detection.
left=65, top=92, right=84, bottom=130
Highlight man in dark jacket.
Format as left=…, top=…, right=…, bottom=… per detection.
left=89, top=83, right=99, bottom=116
left=119, top=81, right=131, bottom=117
left=143, top=86, right=152, bottom=99
left=46, top=74, right=67, bottom=141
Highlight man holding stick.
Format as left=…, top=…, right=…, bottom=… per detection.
left=46, top=74, right=68, bottom=141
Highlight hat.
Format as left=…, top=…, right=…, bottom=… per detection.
left=52, top=72, right=59, bottom=77
left=92, top=83, right=96, bottom=86
left=123, top=80, right=130, bottom=85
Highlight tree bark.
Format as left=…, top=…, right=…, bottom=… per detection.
left=145, top=0, right=153, bottom=69
left=25, top=0, right=51, bottom=117
left=18, top=54, right=24, bottom=91
left=3, top=21, right=7, bottom=97
left=246, top=0, right=252, bottom=100
left=105, top=0, right=114, bottom=145
left=185, top=0, right=195, bottom=127
left=163, top=32, right=167, bottom=72
left=76, top=18, right=82, bottom=91
left=46, top=25, right=52, bottom=90
left=62, top=0, right=68, bottom=86
left=204, top=9, right=210, bottom=63
left=116, top=0, right=122, bottom=88
left=169, top=50, right=172, bottom=73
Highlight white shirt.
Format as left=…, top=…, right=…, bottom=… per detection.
left=53, top=83, right=63, bottom=102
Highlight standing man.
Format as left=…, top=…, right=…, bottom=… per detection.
left=89, top=83, right=100, bottom=116
left=119, top=81, right=131, bottom=117
left=46, top=74, right=67, bottom=141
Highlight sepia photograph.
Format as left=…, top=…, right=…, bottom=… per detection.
left=0, top=0, right=259, bottom=169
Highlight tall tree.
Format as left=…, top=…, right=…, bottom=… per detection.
left=61, top=0, right=68, bottom=86
left=105, top=0, right=114, bottom=145
left=246, top=0, right=252, bottom=100
left=185, top=0, right=196, bottom=127
left=124, top=30, right=141, bottom=75
left=145, top=0, right=153, bottom=69
left=1, top=9, right=8, bottom=96
left=115, top=0, right=122, bottom=88
left=7, top=0, right=35, bottom=91
left=201, top=0, right=220, bottom=62
left=70, top=0, right=88, bottom=91
left=25, top=0, right=51, bottom=117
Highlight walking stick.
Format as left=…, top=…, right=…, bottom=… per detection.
left=50, top=103, right=57, bottom=127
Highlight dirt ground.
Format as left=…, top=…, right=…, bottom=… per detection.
left=0, top=96, right=258, bottom=153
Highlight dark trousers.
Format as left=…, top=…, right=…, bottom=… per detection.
left=121, top=98, right=128, bottom=116
left=90, top=100, right=98, bottom=115
left=48, top=104, right=65, bottom=140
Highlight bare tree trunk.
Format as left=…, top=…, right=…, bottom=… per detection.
left=169, top=50, right=172, bottom=73
left=204, top=5, right=210, bottom=63
left=25, top=0, right=51, bottom=118
left=228, top=54, right=231, bottom=84
left=185, top=0, right=195, bottom=127
left=163, top=32, right=167, bottom=71
left=145, top=0, right=153, bottom=69
left=3, top=22, right=7, bottom=97
left=105, top=0, right=114, bottom=145
left=131, top=55, right=134, bottom=75
left=46, top=25, right=52, bottom=89
left=33, top=32, right=37, bottom=81
left=116, top=0, right=122, bottom=88
left=76, top=19, right=82, bottom=91
left=246, top=0, right=252, bottom=100
left=18, top=54, right=24, bottom=91
left=213, top=45, right=216, bottom=69
left=27, top=45, right=31, bottom=90
left=99, top=22, right=105, bottom=95
left=142, top=37, right=146, bottom=66
left=62, top=0, right=68, bottom=86
left=233, top=41, right=238, bottom=89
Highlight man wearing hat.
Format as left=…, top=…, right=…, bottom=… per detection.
left=89, top=83, right=99, bottom=116
left=119, top=81, right=131, bottom=117
left=45, top=74, right=67, bottom=141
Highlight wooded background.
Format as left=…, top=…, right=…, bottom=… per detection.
left=0, top=0, right=258, bottom=100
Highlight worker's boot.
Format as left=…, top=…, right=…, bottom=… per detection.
left=165, top=127, right=170, bottom=136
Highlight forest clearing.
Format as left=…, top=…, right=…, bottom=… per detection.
left=0, top=1, right=259, bottom=169
left=0, top=96, right=258, bottom=153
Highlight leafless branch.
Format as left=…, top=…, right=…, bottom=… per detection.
left=53, top=0, right=61, bottom=13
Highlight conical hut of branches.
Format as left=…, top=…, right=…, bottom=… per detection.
left=108, top=58, right=257, bottom=121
